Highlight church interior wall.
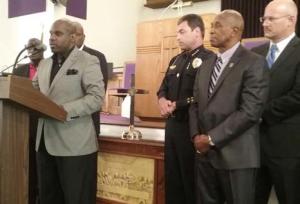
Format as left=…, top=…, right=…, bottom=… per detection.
left=0, top=0, right=220, bottom=70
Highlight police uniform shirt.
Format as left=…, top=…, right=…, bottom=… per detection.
left=157, top=46, right=214, bottom=111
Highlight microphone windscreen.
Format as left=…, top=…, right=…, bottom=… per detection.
left=36, top=43, right=47, bottom=51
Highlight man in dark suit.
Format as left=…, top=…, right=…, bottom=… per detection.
left=189, top=10, right=269, bottom=204
left=252, top=1, right=300, bottom=203
left=157, top=14, right=214, bottom=204
left=13, top=38, right=45, bottom=204
left=73, top=21, right=108, bottom=136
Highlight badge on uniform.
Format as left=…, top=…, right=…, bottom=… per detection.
left=192, top=58, right=202, bottom=69
left=169, top=65, right=176, bottom=70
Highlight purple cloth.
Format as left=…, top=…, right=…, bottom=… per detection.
left=8, top=0, right=46, bottom=18
left=123, top=63, right=135, bottom=89
left=243, top=38, right=269, bottom=50
left=66, top=0, right=87, bottom=19
left=100, top=113, right=141, bottom=125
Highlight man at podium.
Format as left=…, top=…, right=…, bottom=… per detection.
left=32, top=18, right=105, bottom=204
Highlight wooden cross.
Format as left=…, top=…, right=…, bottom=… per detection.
left=113, top=74, right=148, bottom=140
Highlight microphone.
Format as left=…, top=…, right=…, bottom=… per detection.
left=11, top=43, right=46, bottom=72
left=26, top=43, right=47, bottom=51
left=27, top=48, right=46, bottom=58
left=0, top=55, right=29, bottom=76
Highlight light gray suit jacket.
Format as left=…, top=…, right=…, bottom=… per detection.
left=189, top=45, right=269, bottom=169
left=32, top=47, right=105, bottom=156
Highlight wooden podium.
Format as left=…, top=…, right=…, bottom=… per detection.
left=0, top=75, right=66, bottom=204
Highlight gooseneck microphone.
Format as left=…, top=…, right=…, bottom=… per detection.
left=0, top=55, right=29, bottom=76
left=12, top=47, right=31, bottom=71
left=1, top=54, right=42, bottom=76
left=0, top=43, right=47, bottom=76
left=12, top=43, right=47, bottom=71
left=27, top=43, right=47, bottom=51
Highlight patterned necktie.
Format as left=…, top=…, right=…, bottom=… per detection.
left=208, top=57, right=223, bottom=97
left=267, top=44, right=278, bottom=68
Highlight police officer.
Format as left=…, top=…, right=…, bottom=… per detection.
left=157, top=14, right=214, bottom=204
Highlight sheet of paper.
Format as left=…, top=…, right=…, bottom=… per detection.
left=121, top=94, right=131, bottom=118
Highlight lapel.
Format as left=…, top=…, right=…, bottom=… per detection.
left=207, top=45, right=243, bottom=102
left=258, top=43, right=270, bottom=57
left=27, top=65, right=31, bottom=77
left=271, top=36, right=300, bottom=73
left=36, top=58, right=52, bottom=94
left=24, top=64, right=30, bottom=77
left=200, top=56, right=217, bottom=106
left=47, top=48, right=79, bottom=95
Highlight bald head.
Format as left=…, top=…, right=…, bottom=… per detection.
left=53, top=19, right=76, bottom=35
left=73, top=22, right=84, bottom=34
left=263, top=0, right=298, bottom=42
left=268, top=0, right=298, bottom=20
left=210, top=9, right=244, bottom=52
left=73, top=21, right=86, bottom=48
left=218, top=10, right=245, bottom=37
left=49, top=18, right=76, bottom=55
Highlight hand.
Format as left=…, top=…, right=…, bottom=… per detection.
left=193, top=134, right=210, bottom=153
left=158, top=97, right=175, bottom=117
left=170, top=101, right=176, bottom=113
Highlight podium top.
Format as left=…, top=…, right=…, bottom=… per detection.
left=0, top=75, right=66, bottom=121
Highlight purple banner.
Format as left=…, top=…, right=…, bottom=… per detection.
left=66, top=0, right=87, bottom=19
left=8, top=0, right=46, bottom=18
left=123, top=63, right=135, bottom=89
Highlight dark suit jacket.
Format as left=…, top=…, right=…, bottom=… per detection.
left=82, top=45, right=108, bottom=136
left=83, top=46, right=108, bottom=90
left=13, top=63, right=30, bottom=77
left=189, top=45, right=269, bottom=169
left=252, top=36, right=300, bottom=157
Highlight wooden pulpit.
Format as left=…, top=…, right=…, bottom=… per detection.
left=0, top=75, right=66, bottom=204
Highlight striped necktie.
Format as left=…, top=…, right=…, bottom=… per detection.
left=208, top=57, right=223, bottom=97
left=267, top=44, right=278, bottom=68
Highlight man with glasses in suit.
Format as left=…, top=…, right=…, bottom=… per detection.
left=253, top=0, right=300, bottom=203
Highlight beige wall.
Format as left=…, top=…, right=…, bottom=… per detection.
left=0, top=0, right=220, bottom=70
left=0, top=1, right=54, bottom=71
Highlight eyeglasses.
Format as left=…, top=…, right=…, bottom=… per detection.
left=259, top=15, right=290, bottom=23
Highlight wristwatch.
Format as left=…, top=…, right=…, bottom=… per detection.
left=207, top=135, right=215, bottom=146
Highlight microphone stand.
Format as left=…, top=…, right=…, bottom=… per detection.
left=0, top=55, right=29, bottom=76
left=0, top=48, right=42, bottom=76
left=10, top=44, right=37, bottom=73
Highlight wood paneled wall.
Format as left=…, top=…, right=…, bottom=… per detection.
left=135, top=14, right=217, bottom=118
